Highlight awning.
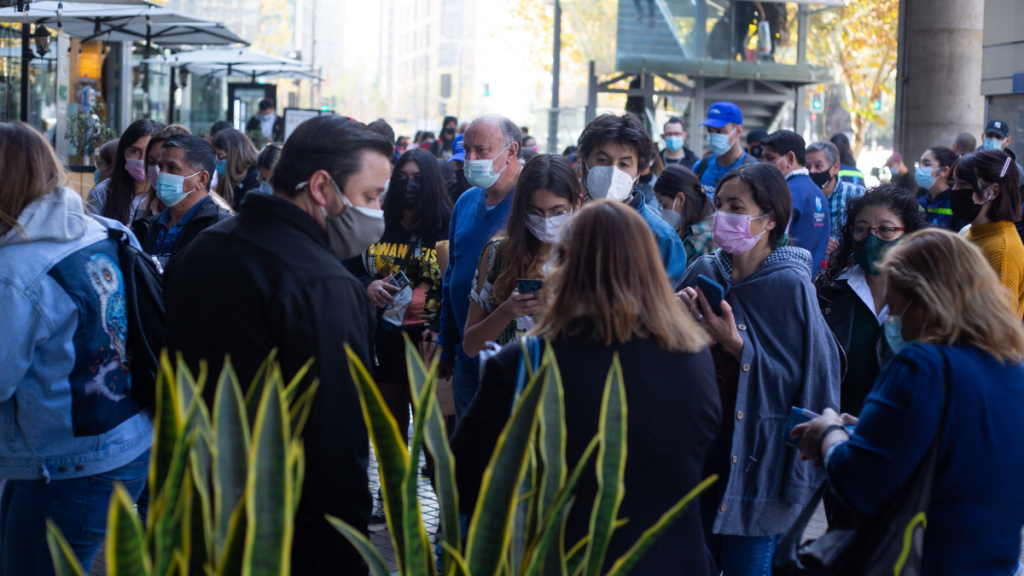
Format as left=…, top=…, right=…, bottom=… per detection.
left=143, top=47, right=320, bottom=81
left=0, top=2, right=247, bottom=45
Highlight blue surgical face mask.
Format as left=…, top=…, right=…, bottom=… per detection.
left=707, top=128, right=736, bottom=157
left=914, top=165, right=939, bottom=190
left=883, top=299, right=916, bottom=355
left=664, top=135, right=684, bottom=152
left=94, top=168, right=101, bottom=184
left=259, top=180, right=273, bottom=195
left=981, top=137, right=1004, bottom=151
left=156, top=171, right=200, bottom=208
left=216, top=159, right=227, bottom=175
left=465, top=145, right=509, bottom=190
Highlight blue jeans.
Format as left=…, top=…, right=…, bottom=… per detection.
left=0, top=449, right=150, bottom=576
left=706, top=533, right=781, bottom=576
left=452, top=355, right=480, bottom=423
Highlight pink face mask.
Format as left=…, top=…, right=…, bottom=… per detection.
left=125, top=157, right=146, bottom=183
left=712, top=211, right=771, bottom=254
left=147, top=165, right=159, bottom=188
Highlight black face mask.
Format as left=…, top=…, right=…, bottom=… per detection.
left=950, top=187, right=989, bottom=223
left=389, top=177, right=422, bottom=209
left=749, top=145, right=763, bottom=160
left=809, top=170, right=834, bottom=189
left=445, top=128, right=455, bottom=135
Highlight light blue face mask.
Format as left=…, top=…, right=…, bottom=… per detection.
left=156, top=171, right=200, bottom=208
left=707, top=128, right=736, bottom=157
left=665, top=135, right=684, bottom=152
left=883, top=299, right=916, bottom=355
left=464, top=145, right=509, bottom=190
left=94, top=168, right=101, bottom=184
left=914, top=165, right=938, bottom=190
left=981, top=137, right=1004, bottom=151
left=259, top=180, right=273, bottom=195
left=216, top=159, right=227, bottom=175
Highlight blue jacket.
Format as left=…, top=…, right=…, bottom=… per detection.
left=438, top=186, right=515, bottom=364
left=627, top=191, right=687, bottom=285
left=677, top=247, right=841, bottom=536
left=0, top=188, right=153, bottom=481
left=786, top=170, right=831, bottom=277
left=827, top=344, right=1024, bottom=576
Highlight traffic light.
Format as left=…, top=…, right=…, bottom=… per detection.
left=483, top=83, right=490, bottom=97
left=812, top=97, right=821, bottom=110
left=873, top=100, right=882, bottom=110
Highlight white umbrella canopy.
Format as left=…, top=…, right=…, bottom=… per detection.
left=0, top=2, right=247, bottom=45
left=141, top=47, right=297, bottom=68
left=191, top=65, right=322, bottom=81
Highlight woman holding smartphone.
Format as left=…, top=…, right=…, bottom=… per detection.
left=461, top=154, right=583, bottom=357
left=675, top=162, right=840, bottom=574
left=344, top=147, right=453, bottom=444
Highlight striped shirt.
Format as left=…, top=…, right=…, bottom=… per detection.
left=827, top=180, right=867, bottom=237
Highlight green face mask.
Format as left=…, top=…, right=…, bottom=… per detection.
left=852, top=233, right=897, bottom=275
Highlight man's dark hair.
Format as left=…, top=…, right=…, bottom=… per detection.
left=830, top=133, right=857, bottom=166
left=271, top=115, right=393, bottom=198
left=163, top=134, right=217, bottom=189
left=955, top=132, right=977, bottom=154
left=762, top=130, right=806, bottom=166
left=715, top=162, right=793, bottom=248
left=664, top=116, right=684, bottom=131
left=367, top=119, right=396, bottom=146
left=953, top=149, right=1022, bottom=223
left=258, top=98, right=275, bottom=112
left=577, top=112, right=654, bottom=171
left=210, top=121, right=233, bottom=138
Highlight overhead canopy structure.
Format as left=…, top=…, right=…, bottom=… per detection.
left=0, top=2, right=247, bottom=45
left=143, top=47, right=320, bottom=81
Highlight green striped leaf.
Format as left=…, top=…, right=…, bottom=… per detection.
left=536, top=342, right=566, bottom=524
left=604, top=475, right=718, bottom=576
left=326, top=516, right=392, bottom=576
left=45, top=520, right=86, bottom=576
left=216, top=497, right=247, bottom=576
left=401, top=374, right=435, bottom=576
left=287, top=379, right=319, bottom=443
left=346, top=344, right=410, bottom=570
left=150, top=351, right=182, bottom=502
left=464, top=359, right=546, bottom=576
left=511, top=448, right=537, bottom=576
left=105, top=484, right=152, bottom=576
left=244, top=349, right=278, bottom=426
left=582, top=355, right=627, bottom=576
left=282, top=358, right=315, bottom=404
left=242, top=375, right=292, bottom=576
left=212, top=358, right=251, bottom=555
left=403, top=335, right=461, bottom=575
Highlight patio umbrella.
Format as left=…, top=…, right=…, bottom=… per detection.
left=143, top=48, right=320, bottom=82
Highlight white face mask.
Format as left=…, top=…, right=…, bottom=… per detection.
left=585, top=164, right=636, bottom=202
left=660, top=197, right=683, bottom=228
left=524, top=211, right=572, bottom=243
left=465, top=145, right=509, bottom=190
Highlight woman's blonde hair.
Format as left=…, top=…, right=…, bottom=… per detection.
left=531, top=199, right=710, bottom=353
left=879, top=228, right=1024, bottom=363
left=0, top=122, right=69, bottom=236
left=212, top=128, right=258, bottom=204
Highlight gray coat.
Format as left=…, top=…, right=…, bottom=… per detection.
left=677, top=247, right=841, bottom=537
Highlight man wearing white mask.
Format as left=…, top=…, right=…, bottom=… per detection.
left=437, top=114, right=522, bottom=419
left=163, top=116, right=391, bottom=575
left=578, top=112, right=687, bottom=284
left=692, top=102, right=757, bottom=196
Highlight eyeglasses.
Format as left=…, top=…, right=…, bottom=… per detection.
left=849, top=225, right=905, bottom=240
left=526, top=209, right=570, bottom=219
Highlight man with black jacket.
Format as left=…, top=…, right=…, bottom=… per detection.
left=163, top=116, right=391, bottom=575
left=131, top=134, right=231, bottom=269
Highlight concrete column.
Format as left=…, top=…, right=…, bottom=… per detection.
left=897, top=0, right=984, bottom=163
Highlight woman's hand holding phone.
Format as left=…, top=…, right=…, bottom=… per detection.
left=501, top=290, right=540, bottom=320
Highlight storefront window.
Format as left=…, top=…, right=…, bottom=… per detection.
left=0, top=23, right=57, bottom=136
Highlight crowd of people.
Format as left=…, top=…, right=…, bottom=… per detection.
left=1, top=98, right=1024, bottom=576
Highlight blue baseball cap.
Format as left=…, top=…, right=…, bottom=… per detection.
left=700, top=102, right=743, bottom=129
left=448, top=134, right=465, bottom=163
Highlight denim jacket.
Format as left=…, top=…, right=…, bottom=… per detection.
left=0, top=188, right=153, bottom=481
left=677, top=247, right=841, bottom=536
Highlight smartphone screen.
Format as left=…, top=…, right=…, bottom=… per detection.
left=517, top=279, right=544, bottom=297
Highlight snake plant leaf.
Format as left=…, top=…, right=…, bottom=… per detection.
left=401, top=374, right=436, bottom=576
left=290, top=439, right=305, bottom=514
left=582, top=355, right=627, bottom=576
left=464, top=361, right=546, bottom=576
left=536, top=343, right=566, bottom=526
left=346, top=344, right=410, bottom=570
left=151, top=424, right=193, bottom=575
left=512, top=447, right=538, bottom=576
left=175, top=353, right=197, bottom=417
left=105, top=483, right=151, bottom=576
left=565, top=535, right=587, bottom=576
left=190, top=440, right=215, bottom=575
left=212, top=358, right=251, bottom=554
left=45, top=520, right=86, bottom=576
left=326, top=516, right=392, bottom=576
left=153, top=461, right=193, bottom=576
left=242, top=377, right=292, bottom=576
left=216, top=497, right=247, bottom=576
left=282, top=358, right=315, bottom=404
left=440, top=541, right=471, bottom=576
left=522, top=436, right=598, bottom=576
left=403, top=335, right=462, bottom=575
left=244, top=348, right=278, bottom=426
left=151, top=351, right=182, bottom=501
left=287, top=379, right=319, bottom=443
left=603, top=475, right=718, bottom=576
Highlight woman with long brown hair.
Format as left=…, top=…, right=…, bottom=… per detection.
left=453, top=199, right=720, bottom=574
left=212, top=127, right=260, bottom=209
left=0, top=122, right=153, bottom=574
left=461, top=154, right=583, bottom=357
left=86, top=118, right=163, bottom=224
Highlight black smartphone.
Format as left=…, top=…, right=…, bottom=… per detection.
left=516, top=278, right=544, bottom=297
left=697, top=274, right=725, bottom=316
left=386, top=270, right=410, bottom=291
